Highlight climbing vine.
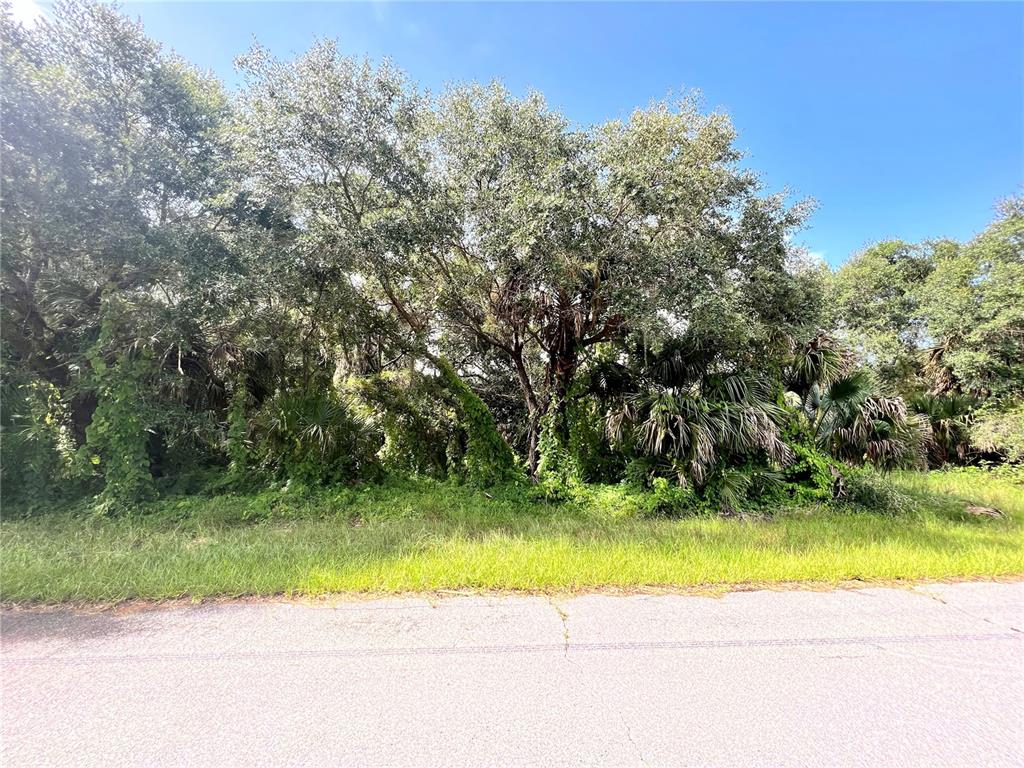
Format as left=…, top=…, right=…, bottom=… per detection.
left=435, top=357, right=516, bottom=486
left=350, top=372, right=461, bottom=478
left=0, top=372, right=73, bottom=507
left=81, top=293, right=158, bottom=514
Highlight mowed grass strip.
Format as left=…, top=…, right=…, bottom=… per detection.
left=2, top=472, right=1021, bottom=603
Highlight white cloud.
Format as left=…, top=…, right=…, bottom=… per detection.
left=10, top=0, right=46, bottom=27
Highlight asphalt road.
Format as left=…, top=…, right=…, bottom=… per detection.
left=2, top=582, right=1022, bottom=767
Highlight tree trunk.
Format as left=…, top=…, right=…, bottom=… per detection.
left=525, top=409, right=542, bottom=478
left=503, top=342, right=543, bottom=476
left=548, top=336, right=578, bottom=443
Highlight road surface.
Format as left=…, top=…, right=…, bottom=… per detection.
left=2, top=582, right=1022, bottom=767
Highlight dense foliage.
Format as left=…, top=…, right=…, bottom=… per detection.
left=2, top=3, right=1021, bottom=516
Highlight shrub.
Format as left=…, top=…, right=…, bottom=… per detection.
left=351, top=372, right=463, bottom=478
left=706, top=465, right=785, bottom=515
left=535, top=407, right=581, bottom=495
left=0, top=374, right=74, bottom=508
left=932, top=463, right=1024, bottom=488
left=623, top=456, right=658, bottom=489
left=225, top=377, right=250, bottom=480
left=908, top=393, right=976, bottom=466
left=252, top=385, right=381, bottom=485
left=645, top=476, right=701, bottom=516
left=567, top=394, right=624, bottom=483
left=798, top=369, right=929, bottom=471
left=780, top=426, right=839, bottom=503
left=84, top=350, right=159, bottom=514
left=608, top=379, right=791, bottom=489
left=839, top=467, right=916, bottom=515
left=435, top=358, right=517, bottom=486
left=970, top=400, right=1024, bottom=463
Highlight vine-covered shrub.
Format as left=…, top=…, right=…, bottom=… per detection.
left=534, top=392, right=628, bottom=501
left=0, top=372, right=73, bottom=508
left=534, top=407, right=579, bottom=498
left=644, top=476, right=700, bottom=516
left=778, top=418, right=840, bottom=503
left=970, top=400, right=1024, bottom=463
left=84, top=349, right=159, bottom=514
left=435, top=358, right=516, bottom=486
left=251, top=386, right=381, bottom=485
left=567, top=394, right=624, bottom=483
left=70, top=290, right=165, bottom=514
left=351, top=372, right=463, bottom=478
left=780, top=441, right=837, bottom=502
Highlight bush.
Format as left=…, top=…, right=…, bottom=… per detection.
left=0, top=374, right=75, bottom=508
left=645, top=476, right=701, bottom=516
left=781, top=437, right=839, bottom=503
left=435, top=358, right=517, bottom=486
left=84, top=350, right=159, bottom=514
left=931, top=463, right=1024, bottom=488
left=567, top=395, right=624, bottom=483
left=535, top=407, right=581, bottom=497
left=970, top=400, right=1024, bottom=463
left=622, top=456, right=658, bottom=489
left=351, top=372, right=463, bottom=478
left=908, top=393, right=976, bottom=466
left=839, top=467, right=916, bottom=515
left=225, top=378, right=250, bottom=480
left=706, top=465, right=785, bottom=515
left=252, top=385, right=381, bottom=486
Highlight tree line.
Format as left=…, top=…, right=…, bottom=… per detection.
left=2, top=2, right=1021, bottom=513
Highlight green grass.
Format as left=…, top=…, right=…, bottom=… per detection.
left=2, top=470, right=1022, bottom=603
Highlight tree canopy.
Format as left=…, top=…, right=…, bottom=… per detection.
left=2, top=2, right=1021, bottom=514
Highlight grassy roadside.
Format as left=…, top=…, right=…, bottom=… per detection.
left=2, top=471, right=1022, bottom=603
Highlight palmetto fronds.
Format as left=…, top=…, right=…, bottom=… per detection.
left=785, top=333, right=848, bottom=397
left=608, top=375, right=791, bottom=487
left=252, top=386, right=381, bottom=482
left=716, top=465, right=785, bottom=516
left=908, top=392, right=976, bottom=465
left=804, top=370, right=873, bottom=432
left=804, top=373, right=928, bottom=469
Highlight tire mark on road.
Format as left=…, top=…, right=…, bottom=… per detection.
left=2, top=632, right=1020, bottom=667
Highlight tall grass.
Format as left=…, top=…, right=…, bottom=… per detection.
left=2, top=471, right=1021, bottom=603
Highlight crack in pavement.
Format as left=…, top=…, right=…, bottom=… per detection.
left=547, top=596, right=571, bottom=658
left=911, top=586, right=1021, bottom=632
left=621, top=714, right=647, bottom=766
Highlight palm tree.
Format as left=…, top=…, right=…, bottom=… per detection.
left=785, top=333, right=848, bottom=399
left=799, top=371, right=928, bottom=470
left=908, top=393, right=975, bottom=466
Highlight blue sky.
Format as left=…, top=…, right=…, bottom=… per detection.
left=22, top=1, right=1024, bottom=265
